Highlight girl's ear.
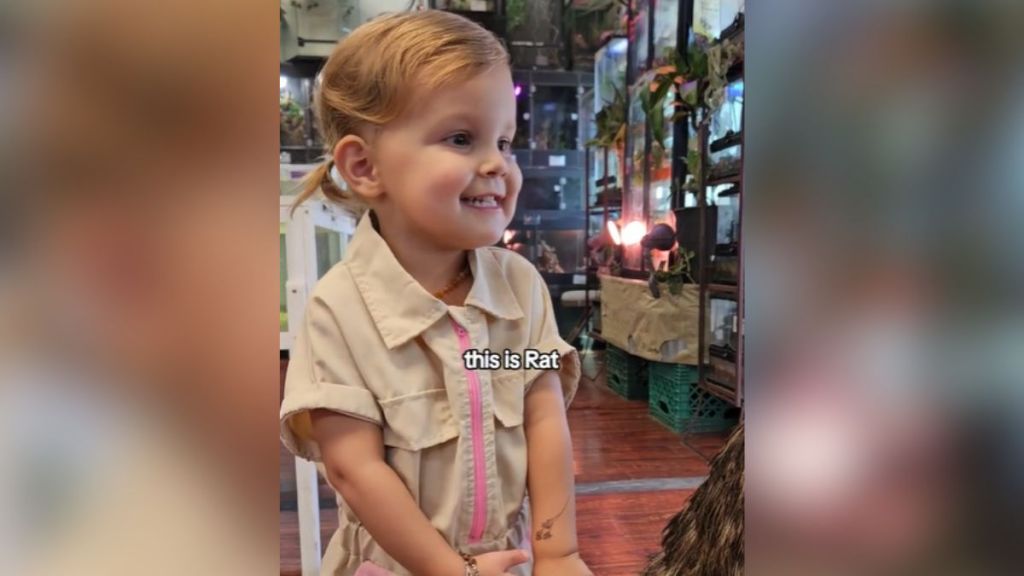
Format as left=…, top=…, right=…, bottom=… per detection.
left=333, top=135, right=383, bottom=201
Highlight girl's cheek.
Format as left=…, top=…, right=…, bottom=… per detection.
left=428, top=165, right=473, bottom=196
left=506, top=164, right=523, bottom=195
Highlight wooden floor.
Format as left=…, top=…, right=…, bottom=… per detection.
left=280, top=350, right=732, bottom=575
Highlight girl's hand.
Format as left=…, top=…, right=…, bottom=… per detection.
left=473, top=549, right=530, bottom=576
left=532, top=552, right=593, bottom=576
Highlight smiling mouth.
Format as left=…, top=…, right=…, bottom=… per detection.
left=460, top=195, right=503, bottom=209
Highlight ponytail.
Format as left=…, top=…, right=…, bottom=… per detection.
left=290, top=159, right=368, bottom=217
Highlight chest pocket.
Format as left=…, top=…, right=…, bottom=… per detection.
left=491, top=370, right=525, bottom=428
left=378, top=389, right=459, bottom=451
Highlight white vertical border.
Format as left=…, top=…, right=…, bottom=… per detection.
left=280, top=194, right=357, bottom=575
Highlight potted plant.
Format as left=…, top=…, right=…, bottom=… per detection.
left=639, top=43, right=709, bottom=178
left=587, top=85, right=628, bottom=187
left=644, top=247, right=697, bottom=299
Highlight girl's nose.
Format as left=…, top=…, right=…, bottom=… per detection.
left=480, top=150, right=510, bottom=178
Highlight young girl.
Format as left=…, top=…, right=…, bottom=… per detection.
left=280, top=11, right=592, bottom=576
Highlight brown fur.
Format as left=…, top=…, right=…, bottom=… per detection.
left=643, top=424, right=744, bottom=576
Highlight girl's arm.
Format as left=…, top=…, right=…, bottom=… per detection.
left=310, top=410, right=527, bottom=576
left=311, top=409, right=464, bottom=576
left=524, top=372, right=592, bottom=575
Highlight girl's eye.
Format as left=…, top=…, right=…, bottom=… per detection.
left=445, top=133, right=471, bottom=147
left=498, top=138, right=512, bottom=153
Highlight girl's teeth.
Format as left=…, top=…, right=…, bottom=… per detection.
left=464, top=197, right=498, bottom=207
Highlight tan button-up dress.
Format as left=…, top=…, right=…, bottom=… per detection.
left=281, top=214, right=580, bottom=576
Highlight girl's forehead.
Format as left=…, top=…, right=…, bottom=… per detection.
left=400, top=77, right=515, bottom=125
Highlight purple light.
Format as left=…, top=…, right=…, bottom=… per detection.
left=514, top=84, right=522, bottom=97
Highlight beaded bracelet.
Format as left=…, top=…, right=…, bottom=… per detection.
left=459, top=552, right=480, bottom=576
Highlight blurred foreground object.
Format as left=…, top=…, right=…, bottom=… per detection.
left=3, top=0, right=280, bottom=574
left=642, top=423, right=744, bottom=576
left=746, top=0, right=1024, bottom=574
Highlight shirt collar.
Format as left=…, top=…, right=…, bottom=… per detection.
left=345, top=213, right=524, bottom=350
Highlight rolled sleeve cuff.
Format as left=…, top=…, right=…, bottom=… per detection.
left=524, top=338, right=581, bottom=409
left=279, top=383, right=383, bottom=462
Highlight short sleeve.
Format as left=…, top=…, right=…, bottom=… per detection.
left=280, top=296, right=383, bottom=462
left=523, top=273, right=581, bottom=409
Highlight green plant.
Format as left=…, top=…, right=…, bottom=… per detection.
left=639, top=79, right=671, bottom=170
left=639, top=42, right=711, bottom=171
left=570, top=0, right=623, bottom=49
left=704, top=34, right=743, bottom=112
left=653, top=249, right=696, bottom=295
left=587, top=85, right=627, bottom=149
left=280, top=95, right=302, bottom=119
left=674, top=147, right=703, bottom=195
left=507, top=0, right=526, bottom=30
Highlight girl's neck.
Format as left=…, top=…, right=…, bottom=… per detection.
left=372, top=212, right=471, bottom=301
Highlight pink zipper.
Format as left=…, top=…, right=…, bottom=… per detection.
left=451, top=318, right=487, bottom=543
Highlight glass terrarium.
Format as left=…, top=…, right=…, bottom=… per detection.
left=513, top=79, right=531, bottom=150
left=594, top=37, right=627, bottom=110
left=695, top=0, right=745, bottom=38
left=587, top=213, right=607, bottom=240
left=280, top=64, right=324, bottom=164
left=587, top=210, right=622, bottom=269
left=709, top=297, right=738, bottom=348
left=707, top=184, right=740, bottom=248
left=532, top=85, right=579, bottom=151
left=580, top=87, right=599, bottom=197
left=625, top=78, right=648, bottom=221
left=580, top=87, right=596, bottom=145
left=708, top=79, right=744, bottom=177
left=538, top=230, right=585, bottom=273
left=707, top=296, right=739, bottom=388
left=518, top=172, right=585, bottom=211
left=708, top=180, right=740, bottom=285
left=647, top=88, right=677, bottom=225
left=504, top=229, right=585, bottom=274
left=280, top=73, right=312, bottom=149
left=652, top=0, right=680, bottom=67
left=631, top=0, right=651, bottom=77
left=590, top=147, right=622, bottom=207
left=680, top=92, right=703, bottom=207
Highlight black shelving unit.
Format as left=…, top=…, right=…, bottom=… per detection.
left=280, top=59, right=326, bottom=165
left=578, top=27, right=631, bottom=343
left=614, top=0, right=693, bottom=274
left=695, top=12, right=745, bottom=409
left=504, top=69, right=596, bottom=342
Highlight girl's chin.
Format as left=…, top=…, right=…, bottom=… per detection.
left=452, top=227, right=505, bottom=250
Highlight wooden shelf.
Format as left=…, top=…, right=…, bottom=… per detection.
left=699, top=377, right=740, bottom=407
left=714, top=13, right=745, bottom=45
left=708, top=283, right=738, bottom=296
left=717, top=184, right=741, bottom=197
left=692, top=12, right=745, bottom=411
left=707, top=172, right=741, bottom=187
left=709, top=131, right=743, bottom=153
left=709, top=344, right=738, bottom=363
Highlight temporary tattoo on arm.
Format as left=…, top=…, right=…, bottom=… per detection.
left=535, top=496, right=570, bottom=541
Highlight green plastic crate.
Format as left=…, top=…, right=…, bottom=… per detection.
left=648, top=362, right=738, bottom=433
left=606, top=345, right=649, bottom=400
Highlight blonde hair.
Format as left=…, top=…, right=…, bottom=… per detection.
left=294, top=10, right=510, bottom=214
